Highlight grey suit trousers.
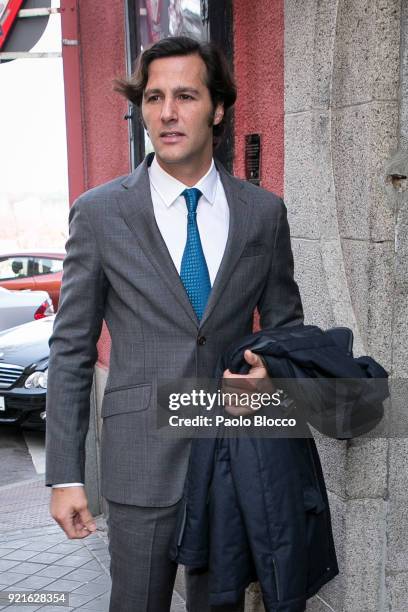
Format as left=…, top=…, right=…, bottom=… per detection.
left=107, top=500, right=245, bottom=612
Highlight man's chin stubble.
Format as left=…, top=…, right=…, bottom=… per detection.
left=155, top=148, right=197, bottom=166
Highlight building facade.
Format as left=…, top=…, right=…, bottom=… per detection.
left=60, top=1, right=408, bottom=610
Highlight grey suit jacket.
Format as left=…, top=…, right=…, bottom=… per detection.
left=45, top=152, right=303, bottom=506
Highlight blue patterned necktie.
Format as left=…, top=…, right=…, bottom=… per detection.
left=180, top=188, right=211, bottom=320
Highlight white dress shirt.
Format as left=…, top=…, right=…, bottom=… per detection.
left=148, top=154, right=229, bottom=284
left=52, top=155, right=230, bottom=488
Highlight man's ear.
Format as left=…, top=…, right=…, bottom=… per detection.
left=213, top=103, right=224, bottom=126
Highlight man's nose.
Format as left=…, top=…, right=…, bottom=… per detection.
left=160, top=97, right=177, bottom=122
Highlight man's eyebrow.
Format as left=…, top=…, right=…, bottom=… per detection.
left=172, top=86, right=200, bottom=95
left=144, top=86, right=200, bottom=97
left=144, top=88, right=161, bottom=97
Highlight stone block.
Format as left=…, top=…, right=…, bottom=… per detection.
left=343, top=499, right=387, bottom=612
left=285, top=111, right=345, bottom=242
left=285, top=0, right=344, bottom=113
left=325, top=491, right=347, bottom=605
left=386, top=571, right=408, bottom=612
left=285, top=0, right=401, bottom=133
left=174, top=566, right=186, bottom=602
left=313, top=430, right=347, bottom=499
left=401, top=2, right=408, bottom=146
left=331, top=102, right=398, bottom=242
left=284, top=112, right=320, bottom=240
left=284, top=1, right=315, bottom=113
left=387, top=498, right=408, bottom=574
left=346, top=438, right=388, bottom=499
left=388, top=439, right=408, bottom=499
left=341, top=239, right=393, bottom=369
left=306, top=593, right=337, bottom=612
left=391, top=200, right=408, bottom=377
left=308, top=0, right=339, bottom=110
left=319, top=239, right=365, bottom=353
left=386, top=380, right=408, bottom=440
left=392, top=301, right=408, bottom=379
left=337, top=239, right=370, bottom=349
left=332, top=0, right=400, bottom=107
left=366, top=242, right=394, bottom=371
left=245, top=582, right=264, bottom=612
left=291, top=238, right=334, bottom=330
left=311, top=112, right=342, bottom=242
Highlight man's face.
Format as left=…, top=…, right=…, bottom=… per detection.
left=141, top=54, right=223, bottom=174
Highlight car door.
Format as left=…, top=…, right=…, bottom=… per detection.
left=0, top=256, right=36, bottom=291
left=32, top=257, right=64, bottom=310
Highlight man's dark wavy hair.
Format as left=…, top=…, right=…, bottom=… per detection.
left=114, top=36, right=237, bottom=148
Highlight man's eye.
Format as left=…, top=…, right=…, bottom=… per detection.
left=178, top=94, right=194, bottom=100
left=147, top=95, right=160, bottom=102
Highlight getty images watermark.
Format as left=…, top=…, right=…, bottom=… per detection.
left=166, top=388, right=297, bottom=429
left=156, top=377, right=393, bottom=439
left=153, top=380, right=306, bottom=437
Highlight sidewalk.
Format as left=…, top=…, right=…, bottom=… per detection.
left=0, top=477, right=186, bottom=611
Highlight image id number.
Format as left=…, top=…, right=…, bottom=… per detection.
left=0, top=590, right=69, bottom=606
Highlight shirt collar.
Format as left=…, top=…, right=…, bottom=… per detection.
left=149, top=154, right=218, bottom=207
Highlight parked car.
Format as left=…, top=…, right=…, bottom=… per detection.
left=0, top=251, right=65, bottom=311
left=0, top=315, right=54, bottom=430
left=0, top=287, right=54, bottom=332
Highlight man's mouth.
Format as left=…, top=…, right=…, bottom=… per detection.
left=160, top=131, right=185, bottom=143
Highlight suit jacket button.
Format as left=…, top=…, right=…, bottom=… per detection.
left=197, top=336, right=206, bottom=346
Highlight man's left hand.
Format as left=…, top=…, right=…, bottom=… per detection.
left=222, top=349, right=273, bottom=417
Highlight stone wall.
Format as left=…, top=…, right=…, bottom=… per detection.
left=284, top=1, right=407, bottom=610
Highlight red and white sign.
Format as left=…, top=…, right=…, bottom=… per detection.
left=0, top=0, right=25, bottom=50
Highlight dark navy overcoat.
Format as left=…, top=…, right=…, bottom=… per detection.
left=170, top=325, right=388, bottom=611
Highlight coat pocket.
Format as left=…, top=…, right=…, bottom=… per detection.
left=101, top=383, right=151, bottom=418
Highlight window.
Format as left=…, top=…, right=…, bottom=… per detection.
left=0, top=257, right=31, bottom=280
left=33, top=258, right=64, bottom=276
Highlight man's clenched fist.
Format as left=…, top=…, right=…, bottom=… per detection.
left=222, top=349, right=274, bottom=417
left=50, top=486, right=97, bottom=539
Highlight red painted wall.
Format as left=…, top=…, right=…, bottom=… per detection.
left=62, top=0, right=128, bottom=369
left=61, top=0, right=84, bottom=204
left=78, top=1, right=129, bottom=191
left=233, top=0, right=284, bottom=197
left=79, top=1, right=129, bottom=369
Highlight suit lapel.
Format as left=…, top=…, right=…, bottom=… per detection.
left=199, top=160, right=251, bottom=328
left=118, top=154, right=252, bottom=330
left=118, top=154, right=199, bottom=327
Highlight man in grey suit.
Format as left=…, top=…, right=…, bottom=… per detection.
left=46, top=36, right=303, bottom=611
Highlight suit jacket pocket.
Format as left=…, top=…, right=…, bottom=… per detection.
left=101, top=383, right=151, bottom=417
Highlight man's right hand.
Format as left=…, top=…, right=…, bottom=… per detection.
left=50, top=486, right=97, bottom=539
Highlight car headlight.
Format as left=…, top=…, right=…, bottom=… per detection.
left=25, top=369, right=48, bottom=389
